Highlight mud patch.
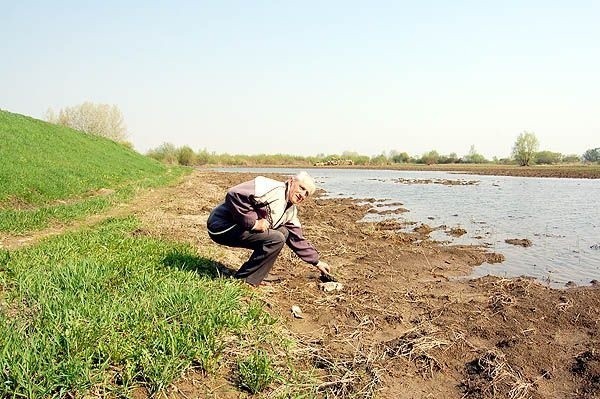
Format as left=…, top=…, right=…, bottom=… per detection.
left=505, top=238, right=532, bottom=247
left=447, top=227, right=467, bottom=237
left=572, top=350, right=600, bottom=398
left=460, top=350, right=534, bottom=399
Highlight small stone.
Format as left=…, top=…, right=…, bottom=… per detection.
left=319, top=282, right=344, bottom=292
left=291, top=305, right=303, bottom=319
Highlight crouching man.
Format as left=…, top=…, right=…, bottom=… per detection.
left=207, top=171, right=331, bottom=286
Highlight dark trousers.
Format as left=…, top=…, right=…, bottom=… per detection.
left=208, top=225, right=289, bottom=286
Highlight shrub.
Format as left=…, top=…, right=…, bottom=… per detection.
left=177, top=145, right=196, bottom=166
left=535, top=150, right=562, bottom=164
left=147, top=142, right=178, bottom=164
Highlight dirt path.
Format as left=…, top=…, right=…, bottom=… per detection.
left=4, top=170, right=599, bottom=398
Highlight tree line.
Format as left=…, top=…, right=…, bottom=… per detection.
left=44, top=102, right=599, bottom=167
left=147, top=136, right=599, bottom=167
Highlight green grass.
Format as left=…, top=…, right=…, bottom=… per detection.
left=0, top=109, right=322, bottom=397
left=0, top=110, right=187, bottom=233
left=0, top=217, right=275, bottom=398
left=0, top=171, right=184, bottom=234
left=237, top=349, right=278, bottom=394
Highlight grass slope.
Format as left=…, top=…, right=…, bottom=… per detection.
left=0, top=217, right=277, bottom=398
left=0, top=110, right=185, bottom=233
left=0, top=111, right=311, bottom=397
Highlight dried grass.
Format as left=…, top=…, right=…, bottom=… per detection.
left=462, top=350, right=534, bottom=399
left=381, top=326, right=450, bottom=377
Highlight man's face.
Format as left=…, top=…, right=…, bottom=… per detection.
left=288, top=178, right=310, bottom=204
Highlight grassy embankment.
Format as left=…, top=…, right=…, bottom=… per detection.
left=0, top=110, right=186, bottom=234
left=0, top=111, right=303, bottom=398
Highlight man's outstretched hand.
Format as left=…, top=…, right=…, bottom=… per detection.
left=316, top=260, right=331, bottom=276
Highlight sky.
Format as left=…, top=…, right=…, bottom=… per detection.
left=2, top=1, right=599, bottom=159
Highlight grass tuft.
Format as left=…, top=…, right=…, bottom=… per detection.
left=237, top=349, right=277, bottom=394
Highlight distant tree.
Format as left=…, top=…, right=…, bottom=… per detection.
left=438, top=153, right=458, bottom=164
left=46, top=102, right=128, bottom=142
left=562, top=154, right=582, bottom=163
left=370, top=153, right=389, bottom=165
left=420, top=150, right=440, bottom=165
left=342, top=150, right=370, bottom=165
left=391, top=151, right=411, bottom=163
left=583, top=147, right=600, bottom=163
left=147, top=142, right=178, bottom=164
left=352, top=155, right=371, bottom=165
left=462, top=145, right=487, bottom=163
left=535, top=150, right=562, bottom=165
left=512, top=131, right=539, bottom=166
left=177, top=145, right=196, bottom=166
left=196, top=148, right=212, bottom=165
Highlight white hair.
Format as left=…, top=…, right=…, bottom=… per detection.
left=294, top=171, right=316, bottom=195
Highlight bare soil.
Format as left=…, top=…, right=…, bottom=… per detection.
left=2, top=170, right=599, bottom=398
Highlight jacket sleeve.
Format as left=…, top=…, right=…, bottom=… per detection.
left=285, top=220, right=320, bottom=265
left=225, top=179, right=259, bottom=230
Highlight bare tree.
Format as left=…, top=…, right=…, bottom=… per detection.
left=46, top=102, right=128, bottom=142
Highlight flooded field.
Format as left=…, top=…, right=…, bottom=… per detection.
left=217, top=167, right=600, bottom=287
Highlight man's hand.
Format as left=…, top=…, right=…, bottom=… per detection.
left=252, top=219, right=269, bottom=232
left=316, top=260, right=331, bottom=275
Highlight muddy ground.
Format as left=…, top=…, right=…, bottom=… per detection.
left=3, top=170, right=599, bottom=398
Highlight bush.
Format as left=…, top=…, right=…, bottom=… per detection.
left=462, top=145, right=487, bottom=164
left=419, top=150, right=440, bottom=165
left=439, top=153, right=459, bottom=164
left=391, top=152, right=411, bottom=163
left=147, top=143, right=178, bottom=164
left=177, top=146, right=196, bottom=166
left=562, top=154, right=581, bottom=163
left=535, top=150, right=563, bottom=165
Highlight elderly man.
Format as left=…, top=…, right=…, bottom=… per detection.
left=207, top=171, right=331, bottom=286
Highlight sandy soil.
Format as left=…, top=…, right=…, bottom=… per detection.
left=3, top=170, right=599, bottom=398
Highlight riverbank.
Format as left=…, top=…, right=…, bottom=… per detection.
left=3, top=170, right=597, bottom=398
left=145, top=171, right=599, bottom=398
left=210, top=163, right=600, bottom=179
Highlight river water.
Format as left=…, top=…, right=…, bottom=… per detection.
left=214, top=167, right=600, bottom=287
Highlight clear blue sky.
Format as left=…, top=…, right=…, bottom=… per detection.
left=2, top=1, right=598, bottom=158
